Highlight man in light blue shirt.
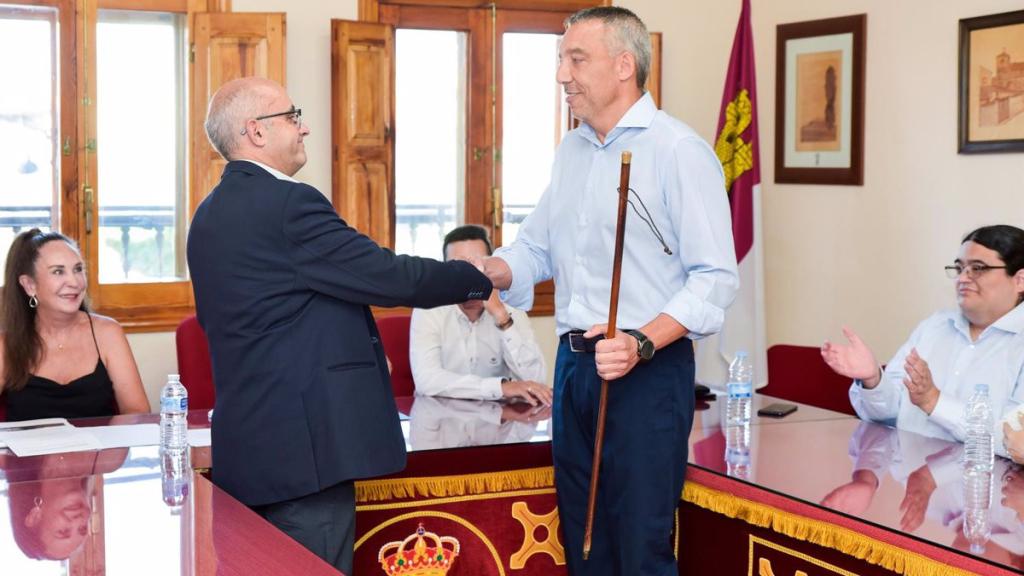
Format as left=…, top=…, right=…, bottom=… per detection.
left=481, top=7, right=738, bottom=575
left=823, top=225, right=1024, bottom=460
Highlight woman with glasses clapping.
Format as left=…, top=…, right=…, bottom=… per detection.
left=822, top=225, right=1024, bottom=458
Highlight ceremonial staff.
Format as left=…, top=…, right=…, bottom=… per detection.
left=582, top=150, right=631, bottom=559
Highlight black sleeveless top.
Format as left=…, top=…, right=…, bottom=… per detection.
left=4, top=315, right=117, bottom=422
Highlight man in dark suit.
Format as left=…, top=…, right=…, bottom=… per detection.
left=187, top=77, right=492, bottom=574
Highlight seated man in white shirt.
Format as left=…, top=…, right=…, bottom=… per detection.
left=822, top=224, right=1024, bottom=456
left=410, top=225, right=552, bottom=406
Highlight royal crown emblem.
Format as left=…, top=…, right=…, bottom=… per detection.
left=378, top=522, right=460, bottom=575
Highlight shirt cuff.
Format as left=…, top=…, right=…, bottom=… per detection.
left=494, top=250, right=536, bottom=311
left=485, top=377, right=505, bottom=401
left=929, top=392, right=965, bottom=440
left=659, top=291, right=725, bottom=340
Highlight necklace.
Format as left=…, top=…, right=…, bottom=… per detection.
left=42, top=325, right=75, bottom=353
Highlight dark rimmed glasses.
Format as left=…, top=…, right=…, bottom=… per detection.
left=240, top=106, right=302, bottom=135
left=944, top=262, right=1007, bottom=279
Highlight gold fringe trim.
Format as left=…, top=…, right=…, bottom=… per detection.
left=356, top=466, right=555, bottom=503
left=683, top=482, right=982, bottom=576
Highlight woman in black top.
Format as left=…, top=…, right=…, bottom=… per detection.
left=1, top=229, right=149, bottom=421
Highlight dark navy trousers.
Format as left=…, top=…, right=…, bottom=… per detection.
left=553, top=336, right=694, bottom=576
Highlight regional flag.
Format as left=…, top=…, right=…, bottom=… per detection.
left=697, top=0, right=767, bottom=388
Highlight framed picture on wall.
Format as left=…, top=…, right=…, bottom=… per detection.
left=958, top=10, right=1024, bottom=154
left=775, top=14, right=866, bottom=185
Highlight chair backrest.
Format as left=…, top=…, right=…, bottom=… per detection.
left=175, top=315, right=216, bottom=411
left=375, top=314, right=414, bottom=397
left=762, top=344, right=857, bottom=416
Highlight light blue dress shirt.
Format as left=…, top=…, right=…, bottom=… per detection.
left=850, top=303, right=1024, bottom=456
left=495, top=93, right=739, bottom=338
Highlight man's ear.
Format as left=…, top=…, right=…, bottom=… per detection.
left=616, top=51, right=637, bottom=84
left=1014, top=268, right=1024, bottom=294
left=242, top=119, right=266, bottom=147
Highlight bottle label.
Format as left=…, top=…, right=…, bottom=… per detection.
left=161, top=397, right=188, bottom=414
left=727, top=381, right=753, bottom=398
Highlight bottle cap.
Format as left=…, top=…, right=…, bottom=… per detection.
left=168, top=374, right=181, bottom=382
left=974, top=383, right=989, bottom=394
left=735, top=351, right=748, bottom=358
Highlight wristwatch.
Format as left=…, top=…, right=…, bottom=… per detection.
left=625, top=329, right=655, bottom=362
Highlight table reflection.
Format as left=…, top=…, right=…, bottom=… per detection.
left=823, top=421, right=1024, bottom=569
left=1, top=449, right=128, bottom=572
left=408, top=395, right=551, bottom=451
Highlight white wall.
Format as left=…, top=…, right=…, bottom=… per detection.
left=622, top=0, right=1024, bottom=361
left=131, top=0, right=1024, bottom=408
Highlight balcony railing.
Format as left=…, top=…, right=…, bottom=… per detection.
left=1, top=205, right=176, bottom=280
left=396, top=202, right=535, bottom=247
left=1, top=202, right=537, bottom=279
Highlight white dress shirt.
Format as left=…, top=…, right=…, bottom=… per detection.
left=410, top=304, right=546, bottom=400
left=494, top=92, right=739, bottom=337
left=850, top=303, right=1024, bottom=456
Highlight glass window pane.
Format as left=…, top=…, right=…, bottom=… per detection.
left=97, top=10, right=186, bottom=283
left=395, top=29, right=466, bottom=259
left=0, top=5, right=60, bottom=283
left=501, top=32, right=564, bottom=246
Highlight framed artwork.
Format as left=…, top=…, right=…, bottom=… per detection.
left=775, top=14, right=866, bottom=185
left=959, top=10, right=1024, bottom=154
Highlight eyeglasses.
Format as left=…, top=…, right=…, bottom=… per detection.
left=944, top=262, right=1007, bottom=279
left=240, top=106, right=302, bottom=135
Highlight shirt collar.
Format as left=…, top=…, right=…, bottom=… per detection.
left=949, top=301, right=1024, bottom=338
left=454, top=305, right=490, bottom=326
left=577, top=92, right=657, bottom=148
left=238, top=159, right=299, bottom=183
left=990, top=301, right=1024, bottom=335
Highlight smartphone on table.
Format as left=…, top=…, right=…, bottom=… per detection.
left=756, top=403, right=797, bottom=418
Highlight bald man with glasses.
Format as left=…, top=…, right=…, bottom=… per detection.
left=187, top=77, right=491, bottom=573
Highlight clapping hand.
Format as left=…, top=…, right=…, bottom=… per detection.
left=1002, top=413, right=1024, bottom=465
left=821, top=326, right=881, bottom=388
left=903, top=349, right=939, bottom=414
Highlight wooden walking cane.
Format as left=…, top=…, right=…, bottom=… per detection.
left=582, top=150, right=632, bottom=560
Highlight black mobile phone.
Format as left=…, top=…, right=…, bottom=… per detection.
left=757, top=403, right=798, bottom=418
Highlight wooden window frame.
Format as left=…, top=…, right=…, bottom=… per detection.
left=356, top=0, right=616, bottom=318
left=0, top=0, right=237, bottom=332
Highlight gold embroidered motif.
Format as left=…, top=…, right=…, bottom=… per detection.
left=509, top=501, right=565, bottom=569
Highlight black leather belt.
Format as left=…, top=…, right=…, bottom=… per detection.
left=561, top=330, right=605, bottom=353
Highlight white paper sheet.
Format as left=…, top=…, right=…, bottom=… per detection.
left=87, top=424, right=160, bottom=448
left=187, top=428, right=211, bottom=447
left=0, top=425, right=102, bottom=456
left=0, top=418, right=71, bottom=450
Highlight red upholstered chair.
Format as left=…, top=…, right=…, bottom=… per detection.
left=175, top=315, right=216, bottom=411
left=375, top=314, right=414, bottom=397
left=762, top=344, right=857, bottom=416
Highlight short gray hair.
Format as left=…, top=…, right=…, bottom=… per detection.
left=565, top=7, right=651, bottom=90
left=204, top=77, right=279, bottom=160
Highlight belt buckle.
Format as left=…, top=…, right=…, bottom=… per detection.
left=569, top=332, right=586, bottom=353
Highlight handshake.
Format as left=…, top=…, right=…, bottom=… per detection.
left=465, top=256, right=513, bottom=291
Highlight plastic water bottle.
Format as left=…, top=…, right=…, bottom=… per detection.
left=161, top=448, right=191, bottom=512
left=725, top=423, right=751, bottom=480
left=160, top=374, right=189, bottom=453
left=726, top=351, right=754, bottom=426
left=963, top=384, right=994, bottom=473
left=962, top=467, right=992, bottom=553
